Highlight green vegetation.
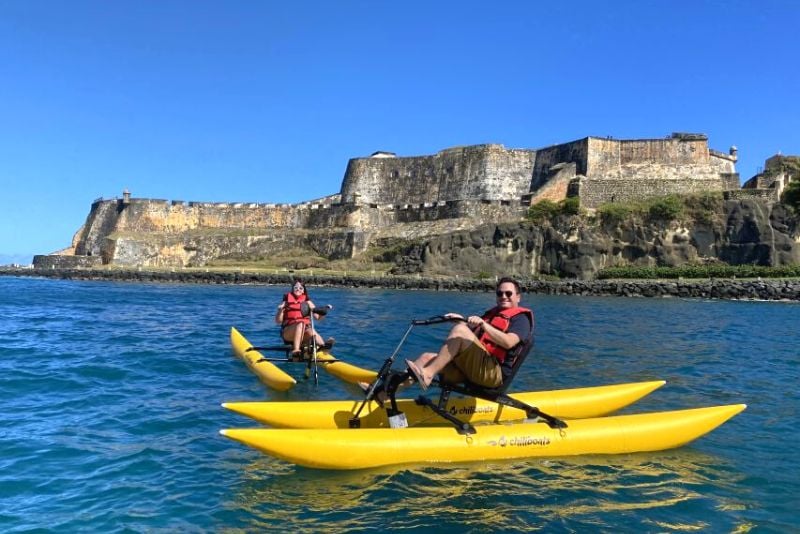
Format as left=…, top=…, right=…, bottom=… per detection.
left=781, top=179, right=800, bottom=211
left=526, top=197, right=582, bottom=222
left=526, top=200, right=559, bottom=222
left=682, top=192, right=724, bottom=224
left=647, top=195, right=683, bottom=220
left=597, top=264, right=800, bottom=280
left=765, top=155, right=800, bottom=178
left=597, top=203, right=635, bottom=224
left=596, top=192, right=726, bottom=225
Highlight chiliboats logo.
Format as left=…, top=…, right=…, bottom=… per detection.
left=448, top=405, right=494, bottom=416
left=487, top=435, right=551, bottom=448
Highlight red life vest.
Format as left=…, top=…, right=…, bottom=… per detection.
left=475, top=306, right=534, bottom=363
left=282, top=292, right=310, bottom=327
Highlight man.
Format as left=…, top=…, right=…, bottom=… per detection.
left=406, top=277, right=533, bottom=390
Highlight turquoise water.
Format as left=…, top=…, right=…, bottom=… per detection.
left=1, top=276, right=797, bottom=532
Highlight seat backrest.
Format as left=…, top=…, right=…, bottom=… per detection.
left=496, top=337, right=533, bottom=393
left=438, top=337, right=533, bottom=400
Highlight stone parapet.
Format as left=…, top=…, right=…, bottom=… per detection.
left=32, top=254, right=101, bottom=269
left=725, top=189, right=778, bottom=201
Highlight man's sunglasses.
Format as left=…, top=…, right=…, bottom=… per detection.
left=496, top=290, right=515, bottom=298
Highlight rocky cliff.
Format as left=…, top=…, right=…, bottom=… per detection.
left=387, top=199, right=800, bottom=279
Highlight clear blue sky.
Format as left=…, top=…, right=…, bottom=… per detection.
left=1, top=0, right=798, bottom=264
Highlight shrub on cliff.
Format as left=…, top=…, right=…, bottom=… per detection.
left=646, top=195, right=684, bottom=221
left=527, top=200, right=560, bottom=223
left=561, top=196, right=581, bottom=215
left=684, top=192, right=724, bottom=224
left=597, top=264, right=800, bottom=279
left=597, top=203, right=636, bottom=224
left=527, top=198, right=581, bottom=223
left=781, top=179, right=800, bottom=211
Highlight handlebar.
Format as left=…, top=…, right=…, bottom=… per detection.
left=300, top=303, right=333, bottom=317
left=411, top=315, right=466, bottom=326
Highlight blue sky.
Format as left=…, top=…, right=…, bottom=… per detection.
left=1, top=0, right=798, bottom=264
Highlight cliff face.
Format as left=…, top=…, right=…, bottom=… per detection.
left=390, top=199, right=800, bottom=279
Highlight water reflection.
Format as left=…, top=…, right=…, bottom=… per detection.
left=224, top=448, right=748, bottom=531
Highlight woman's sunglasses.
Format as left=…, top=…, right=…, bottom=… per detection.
left=293, top=285, right=305, bottom=291
left=496, top=290, right=515, bottom=298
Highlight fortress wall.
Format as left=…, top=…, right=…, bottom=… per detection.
left=619, top=138, right=708, bottom=165
left=75, top=200, right=123, bottom=256
left=579, top=173, right=731, bottom=208
left=116, top=200, right=308, bottom=232
left=725, top=189, right=779, bottom=201
left=340, top=145, right=535, bottom=205
left=586, top=136, right=739, bottom=179
left=340, top=156, right=438, bottom=205
left=83, top=199, right=316, bottom=235
left=531, top=139, right=589, bottom=190
left=484, top=147, right=537, bottom=199
left=528, top=163, right=577, bottom=205
left=308, top=200, right=525, bottom=231
left=33, top=254, right=102, bottom=269
left=392, top=199, right=523, bottom=224
left=586, top=138, right=620, bottom=176
left=435, top=146, right=489, bottom=201
left=74, top=197, right=334, bottom=260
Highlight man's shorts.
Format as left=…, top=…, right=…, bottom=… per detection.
left=440, top=341, right=502, bottom=388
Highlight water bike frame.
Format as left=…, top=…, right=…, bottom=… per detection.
left=349, top=315, right=567, bottom=434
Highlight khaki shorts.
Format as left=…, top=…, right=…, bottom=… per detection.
left=440, top=341, right=502, bottom=388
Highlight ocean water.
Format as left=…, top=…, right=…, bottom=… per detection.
left=0, top=276, right=797, bottom=532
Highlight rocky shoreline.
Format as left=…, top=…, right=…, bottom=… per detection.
left=2, top=267, right=800, bottom=301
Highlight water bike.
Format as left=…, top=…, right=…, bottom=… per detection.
left=230, top=303, right=376, bottom=390
left=221, top=314, right=746, bottom=469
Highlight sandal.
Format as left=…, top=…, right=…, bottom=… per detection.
left=405, top=359, right=429, bottom=391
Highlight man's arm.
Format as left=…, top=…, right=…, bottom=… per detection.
left=467, top=315, right=521, bottom=349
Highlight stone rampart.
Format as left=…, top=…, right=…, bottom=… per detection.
left=69, top=193, right=532, bottom=267
left=75, top=198, right=332, bottom=257
left=586, top=135, right=736, bottom=176
left=578, top=175, right=733, bottom=208
left=528, top=134, right=736, bottom=202
left=340, top=144, right=536, bottom=205
left=725, top=189, right=779, bottom=201
left=33, top=254, right=101, bottom=269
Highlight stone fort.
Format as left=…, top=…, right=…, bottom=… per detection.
left=36, top=132, right=789, bottom=269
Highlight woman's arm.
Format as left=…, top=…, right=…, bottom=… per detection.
left=275, top=301, right=285, bottom=325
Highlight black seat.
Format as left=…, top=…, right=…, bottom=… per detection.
left=437, top=336, right=533, bottom=399
left=415, top=337, right=565, bottom=430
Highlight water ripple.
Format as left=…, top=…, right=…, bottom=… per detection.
left=0, top=277, right=796, bottom=532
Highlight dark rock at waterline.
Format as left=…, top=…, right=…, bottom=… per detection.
left=3, top=267, right=799, bottom=301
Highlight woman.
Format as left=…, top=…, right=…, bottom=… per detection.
left=274, top=279, right=333, bottom=357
